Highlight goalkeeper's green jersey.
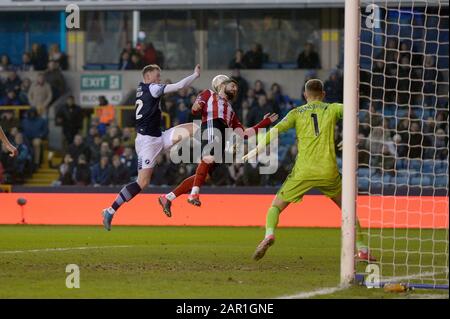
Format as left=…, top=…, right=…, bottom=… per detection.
left=263, top=100, right=343, bottom=180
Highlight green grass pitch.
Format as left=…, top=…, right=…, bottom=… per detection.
left=0, top=225, right=447, bottom=299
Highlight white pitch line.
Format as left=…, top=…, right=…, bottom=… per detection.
left=277, top=286, right=346, bottom=299
left=277, top=271, right=448, bottom=299
left=0, top=245, right=134, bottom=254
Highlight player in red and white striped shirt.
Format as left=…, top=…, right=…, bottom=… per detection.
left=158, top=78, right=278, bottom=217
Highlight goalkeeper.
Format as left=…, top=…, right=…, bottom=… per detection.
left=243, top=79, right=375, bottom=262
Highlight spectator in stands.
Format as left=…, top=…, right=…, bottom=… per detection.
left=297, top=42, right=321, bottom=69
left=176, top=100, right=190, bottom=125
left=150, top=154, right=170, bottom=185
left=409, top=121, right=431, bottom=159
left=434, top=128, right=449, bottom=161
left=229, top=49, right=246, bottom=69
left=95, top=95, right=115, bottom=135
left=86, top=135, right=101, bottom=165
left=12, top=132, right=32, bottom=183
left=102, top=124, right=121, bottom=146
left=57, top=153, right=75, bottom=186
left=121, top=127, right=134, bottom=148
left=85, top=125, right=99, bottom=146
left=239, top=100, right=251, bottom=127
left=397, top=55, right=412, bottom=106
left=30, top=43, right=48, bottom=71
left=73, top=154, right=91, bottom=186
left=121, top=146, right=137, bottom=178
left=49, top=44, right=68, bottom=70
left=245, top=89, right=258, bottom=110
left=324, top=69, right=343, bottom=103
left=399, top=41, right=412, bottom=64
left=21, top=107, right=48, bottom=169
left=243, top=43, right=264, bottom=69
left=228, top=163, right=244, bottom=186
left=266, top=91, right=280, bottom=117
left=56, top=96, right=83, bottom=147
left=253, top=80, right=266, bottom=97
left=28, top=73, right=53, bottom=116
left=68, top=134, right=91, bottom=163
left=18, top=78, right=31, bottom=105
left=435, top=111, right=448, bottom=132
left=4, top=71, right=22, bottom=95
left=118, top=51, right=131, bottom=70
left=111, top=154, right=130, bottom=186
left=270, top=83, right=287, bottom=110
left=0, top=111, right=19, bottom=134
left=140, top=42, right=158, bottom=65
left=0, top=90, right=21, bottom=106
left=243, top=161, right=260, bottom=186
left=0, top=55, right=12, bottom=71
left=423, top=55, right=444, bottom=107
left=230, top=69, right=248, bottom=110
left=128, top=53, right=144, bottom=70
left=19, top=53, right=35, bottom=71
left=44, top=60, right=66, bottom=99
left=247, top=95, right=273, bottom=127
left=112, top=137, right=124, bottom=156
left=91, top=155, right=113, bottom=186
left=100, top=141, right=112, bottom=159
left=119, top=41, right=137, bottom=62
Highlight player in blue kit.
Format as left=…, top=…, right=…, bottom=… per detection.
left=102, top=64, right=201, bottom=230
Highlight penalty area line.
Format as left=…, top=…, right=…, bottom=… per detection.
left=0, top=245, right=134, bottom=254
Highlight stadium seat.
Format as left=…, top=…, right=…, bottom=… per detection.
left=395, top=159, right=407, bottom=170
left=422, top=160, right=435, bottom=173
left=358, top=178, right=370, bottom=191
left=410, top=159, right=422, bottom=171
left=434, top=175, right=448, bottom=188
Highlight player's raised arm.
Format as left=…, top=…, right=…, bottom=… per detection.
left=163, top=64, right=201, bottom=95
left=0, top=126, right=18, bottom=157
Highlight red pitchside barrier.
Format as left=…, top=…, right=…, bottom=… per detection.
left=0, top=193, right=448, bottom=228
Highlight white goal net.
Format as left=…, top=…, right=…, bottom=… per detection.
left=357, top=0, right=449, bottom=289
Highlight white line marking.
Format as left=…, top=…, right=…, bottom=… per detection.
left=277, top=286, right=346, bottom=299
left=0, top=245, right=133, bottom=254
left=277, top=271, right=448, bottom=299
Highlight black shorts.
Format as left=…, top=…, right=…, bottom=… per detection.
left=199, top=118, right=228, bottom=161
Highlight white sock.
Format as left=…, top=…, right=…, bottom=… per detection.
left=165, top=192, right=176, bottom=201
left=107, top=207, right=116, bottom=215
left=190, top=186, right=200, bottom=195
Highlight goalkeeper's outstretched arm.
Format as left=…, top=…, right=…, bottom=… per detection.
left=243, top=110, right=296, bottom=162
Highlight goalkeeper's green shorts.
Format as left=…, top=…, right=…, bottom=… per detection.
left=277, top=174, right=342, bottom=203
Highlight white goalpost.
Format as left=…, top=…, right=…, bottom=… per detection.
left=342, top=0, right=449, bottom=290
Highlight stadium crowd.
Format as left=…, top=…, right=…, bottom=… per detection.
left=0, top=39, right=448, bottom=188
